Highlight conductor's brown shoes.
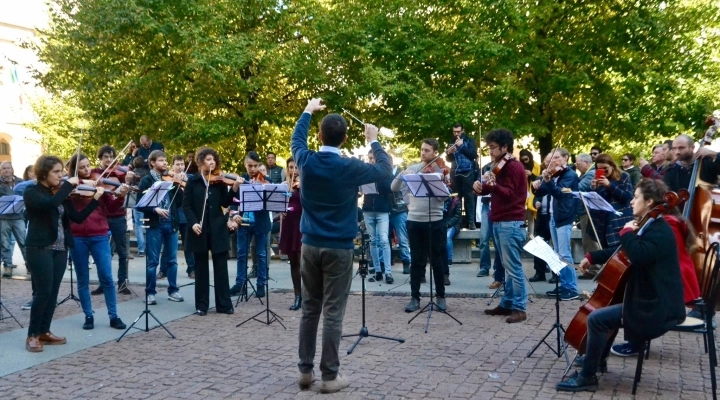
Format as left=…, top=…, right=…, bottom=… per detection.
left=506, top=310, right=527, bottom=323
left=26, top=336, right=43, bottom=352
left=484, top=305, right=513, bottom=316
left=39, top=332, right=67, bottom=345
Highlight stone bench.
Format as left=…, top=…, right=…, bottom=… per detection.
left=452, top=229, right=478, bottom=264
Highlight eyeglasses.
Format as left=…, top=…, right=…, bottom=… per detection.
left=590, top=152, right=599, bottom=156
left=622, top=158, right=629, bottom=161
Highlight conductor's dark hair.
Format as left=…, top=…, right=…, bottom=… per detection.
left=484, top=128, right=515, bottom=153
left=320, top=114, right=348, bottom=147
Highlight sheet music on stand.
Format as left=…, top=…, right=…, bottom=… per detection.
left=135, top=181, right=174, bottom=209
left=400, top=173, right=450, bottom=198
left=0, top=195, right=24, bottom=214
left=238, top=183, right=289, bottom=212
left=572, top=191, right=622, bottom=216
left=359, top=183, right=378, bottom=195
left=523, top=236, right=573, bottom=275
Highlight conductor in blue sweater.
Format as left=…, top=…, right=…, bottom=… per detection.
left=292, top=98, right=393, bottom=393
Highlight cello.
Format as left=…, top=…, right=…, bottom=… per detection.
left=564, top=189, right=689, bottom=354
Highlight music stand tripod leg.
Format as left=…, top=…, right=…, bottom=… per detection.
left=236, top=283, right=285, bottom=329
left=117, top=223, right=175, bottom=342
left=526, top=267, right=567, bottom=361
left=57, top=255, right=81, bottom=307
left=0, top=276, right=22, bottom=328
left=342, top=229, right=404, bottom=354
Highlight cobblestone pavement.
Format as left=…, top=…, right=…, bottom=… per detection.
left=0, top=290, right=715, bottom=399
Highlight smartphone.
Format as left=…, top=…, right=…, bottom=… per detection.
left=595, top=169, right=605, bottom=180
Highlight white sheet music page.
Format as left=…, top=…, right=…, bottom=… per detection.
left=359, top=183, right=378, bottom=195
left=523, top=236, right=570, bottom=274
left=400, top=173, right=449, bottom=197
left=265, top=183, right=289, bottom=212
left=572, top=191, right=622, bottom=216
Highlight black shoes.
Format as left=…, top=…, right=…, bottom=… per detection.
left=443, top=275, right=451, bottom=286
left=217, top=308, right=234, bottom=315
left=369, top=272, right=383, bottom=282
left=529, top=273, right=546, bottom=282
left=83, top=316, right=94, bottom=330
left=402, top=262, right=410, bottom=275
left=229, top=284, right=246, bottom=297
left=556, top=371, right=598, bottom=392
left=110, top=317, right=126, bottom=330
left=256, top=285, right=266, bottom=298
left=289, top=296, right=302, bottom=311
left=90, top=286, right=103, bottom=296
left=196, top=310, right=207, bottom=316
left=549, top=274, right=558, bottom=284
left=385, top=274, right=394, bottom=284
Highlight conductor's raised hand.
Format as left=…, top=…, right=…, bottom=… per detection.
left=304, top=98, right=326, bottom=114
left=364, top=123, right=379, bottom=143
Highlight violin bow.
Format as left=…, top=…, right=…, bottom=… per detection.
left=198, top=169, right=211, bottom=231
left=73, top=129, right=84, bottom=179
left=167, top=160, right=192, bottom=208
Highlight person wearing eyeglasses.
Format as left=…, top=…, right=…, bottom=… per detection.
left=639, top=144, right=668, bottom=180
left=620, top=153, right=641, bottom=188
left=589, top=154, right=634, bottom=249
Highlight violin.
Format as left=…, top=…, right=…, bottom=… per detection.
left=252, top=172, right=268, bottom=184
left=491, top=153, right=514, bottom=175
left=206, top=170, right=241, bottom=186
left=161, top=171, right=187, bottom=188
left=548, top=165, right=568, bottom=178
left=564, top=189, right=689, bottom=355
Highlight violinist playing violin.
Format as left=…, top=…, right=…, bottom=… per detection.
left=229, top=151, right=272, bottom=299
left=67, top=154, right=127, bottom=331
left=531, top=148, right=580, bottom=301
left=90, top=145, right=132, bottom=295
left=557, top=179, right=687, bottom=392
left=137, top=150, right=185, bottom=306
left=472, top=128, right=529, bottom=323
left=446, top=123, right=478, bottom=229
left=392, top=138, right=449, bottom=313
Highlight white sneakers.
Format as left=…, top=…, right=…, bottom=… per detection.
left=168, top=292, right=184, bottom=302
left=299, top=372, right=348, bottom=393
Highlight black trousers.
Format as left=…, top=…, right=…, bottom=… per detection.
left=408, top=220, right=445, bottom=299
left=107, top=215, right=129, bottom=284
left=453, top=172, right=476, bottom=228
left=193, top=250, right=233, bottom=313
left=582, top=304, right=622, bottom=377
left=27, top=248, right=67, bottom=336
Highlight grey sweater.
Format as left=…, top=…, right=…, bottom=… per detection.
left=390, top=163, right=446, bottom=222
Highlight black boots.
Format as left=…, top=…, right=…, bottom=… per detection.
left=289, top=295, right=301, bottom=311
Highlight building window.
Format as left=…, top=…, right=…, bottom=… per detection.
left=0, top=142, right=9, bottom=155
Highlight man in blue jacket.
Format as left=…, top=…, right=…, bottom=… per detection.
left=446, top=123, right=478, bottom=229
left=533, top=148, right=580, bottom=300
left=292, top=98, right=392, bottom=394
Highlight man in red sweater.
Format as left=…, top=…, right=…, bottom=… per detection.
left=90, top=145, right=132, bottom=295
left=473, top=128, right=529, bottom=323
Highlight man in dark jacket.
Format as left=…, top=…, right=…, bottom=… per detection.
left=446, top=123, right=478, bottom=229
left=442, top=196, right=461, bottom=286
left=533, top=148, right=580, bottom=301
left=362, top=150, right=394, bottom=284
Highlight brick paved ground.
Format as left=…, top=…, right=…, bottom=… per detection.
left=0, top=278, right=141, bottom=335
left=0, top=291, right=715, bottom=399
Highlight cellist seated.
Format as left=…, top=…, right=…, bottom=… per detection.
left=557, top=179, right=687, bottom=392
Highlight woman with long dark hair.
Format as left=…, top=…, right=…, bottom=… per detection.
left=279, top=157, right=303, bottom=310
left=23, top=156, right=102, bottom=352
left=182, top=147, right=241, bottom=315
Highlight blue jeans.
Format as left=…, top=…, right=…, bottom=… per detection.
left=479, top=203, right=504, bottom=281
left=446, top=226, right=455, bottom=263
left=365, top=211, right=391, bottom=274
left=71, top=235, right=118, bottom=320
left=145, top=220, right=179, bottom=295
left=236, top=224, right=268, bottom=288
left=494, top=221, right=527, bottom=311
left=549, top=217, right=579, bottom=294
left=389, top=211, right=411, bottom=264
left=1, top=218, right=26, bottom=266
left=133, top=210, right=146, bottom=253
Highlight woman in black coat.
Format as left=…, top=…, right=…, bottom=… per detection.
left=556, top=179, right=686, bottom=392
left=23, top=156, right=102, bottom=352
left=182, top=147, right=241, bottom=315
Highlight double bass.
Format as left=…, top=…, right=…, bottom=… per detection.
left=564, top=189, right=689, bottom=354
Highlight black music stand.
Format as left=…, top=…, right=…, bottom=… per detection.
left=118, top=183, right=175, bottom=341
left=236, top=183, right=288, bottom=329
left=403, top=173, right=463, bottom=332
left=524, top=235, right=571, bottom=367
left=342, top=225, right=405, bottom=354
